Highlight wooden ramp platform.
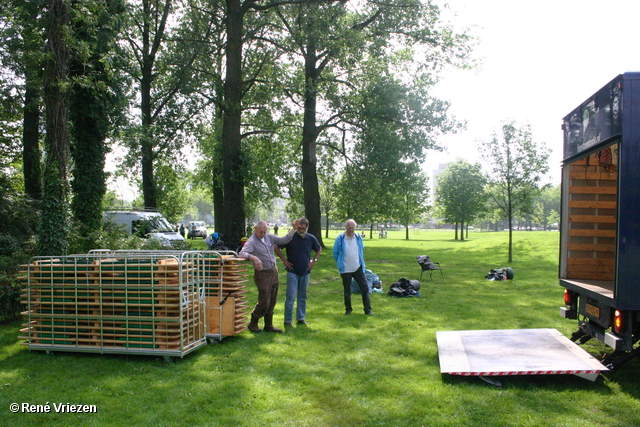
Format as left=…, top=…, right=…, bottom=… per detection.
left=436, top=329, right=608, bottom=382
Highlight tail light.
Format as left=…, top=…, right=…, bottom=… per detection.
left=614, top=310, right=623, bottom=334
left=564, top=289, right=574, bottom=305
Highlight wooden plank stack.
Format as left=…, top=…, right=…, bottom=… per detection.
left=201, top=252, right=250, bottom=340
left=19, top=253, right=207, bottom=357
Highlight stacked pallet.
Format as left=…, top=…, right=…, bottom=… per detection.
left=201, top=252, right=250, bottom=339
left=19, top=253, right=206, bottom=357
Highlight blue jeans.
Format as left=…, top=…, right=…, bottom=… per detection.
left=284, top=271, right=310, bottom=323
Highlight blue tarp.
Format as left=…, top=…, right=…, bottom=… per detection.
left=351, top=269, right=381, bottom=294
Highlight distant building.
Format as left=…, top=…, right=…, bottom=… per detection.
left=431, top=162, right=451, bottom=203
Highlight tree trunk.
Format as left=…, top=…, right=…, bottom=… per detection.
left=301, top=38, right=324, bottom=247
left=140, top=55, right=157, bottom=209
left=220, top=0, right=247, bottom=246
left=325, top=209, right=330, bottom=239
left=70, top=84, right=108, bottom=235
left=213, top=173, right=224, bottom=233
left=39, top=0, right=70, bottom=256
left=22, top=81, right=42, bottom=200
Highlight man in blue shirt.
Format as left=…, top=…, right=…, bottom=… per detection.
left=275, top=217, right=322, bottom=327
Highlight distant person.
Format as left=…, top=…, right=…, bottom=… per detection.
left=179, top=224, right=185, bottom=238
left=332, top=219, right=372, bottom=315
left=239, top=220, right=300, bottom=333
left=274, top=217, right=322, bottom=327
left=273, top=223, right=279, bottom=235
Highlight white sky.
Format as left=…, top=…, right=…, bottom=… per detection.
left=427, top=0, right=640, bottom=185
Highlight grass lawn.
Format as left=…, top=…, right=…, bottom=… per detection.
left=2, top=229, right=640, bottom=426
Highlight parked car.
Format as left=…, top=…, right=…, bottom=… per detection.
left=187, top=221, right=207, bottom=239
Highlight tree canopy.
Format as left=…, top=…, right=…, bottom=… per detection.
left=435, top=159, right=487, bottom=241
left=0, top=0, right=476, bottom=255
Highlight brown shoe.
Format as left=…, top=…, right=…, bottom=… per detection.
left=248, top=315, right=262, bottom=333
left=263, top=314, right=283, bottom=333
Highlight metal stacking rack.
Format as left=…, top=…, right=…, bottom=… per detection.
left=19, top=252, right=207, bottom=358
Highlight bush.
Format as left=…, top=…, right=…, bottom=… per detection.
left=0, top=274, right=23, bottom=322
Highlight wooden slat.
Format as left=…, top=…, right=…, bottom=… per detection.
left=569, top=172, right=617, bottom=180
left=568, top=200, right=617, bottom=209
left=566, top=264, right=614, bottom=274
left=570, top=158, right=588, bottom=165
left=568, top=243, right=615, bottom=252
left=567, top=229, right=616, bottom=238
left=567, top=258, right=615, bottom=266
left=569, top=215, right=616, bottom=224
left=569, top=186, right=617, bottom=195
left=566, top=272, right=615, bottom=281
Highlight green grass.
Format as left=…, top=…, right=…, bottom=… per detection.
left=2, top=230, right=640, bottom=426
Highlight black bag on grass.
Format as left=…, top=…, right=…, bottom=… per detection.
left=388, top=278, right=421, bottom=297
left=485, top=267, right=514, bottom=281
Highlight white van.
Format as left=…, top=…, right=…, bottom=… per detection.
left=104, top=211, right=186, bottom=247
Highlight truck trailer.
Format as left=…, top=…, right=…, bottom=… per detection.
left=560, top=72, right=640, bottom=368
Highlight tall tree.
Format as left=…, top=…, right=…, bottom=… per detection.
left=434, top=159, right=487, bottom=241
left=120, top=0, right=216, bottom=210
left=69, top=0, right=126, bottom=246
left=272, top=1, right=358, bottom=247
left=390, top=163, right=429, bottom=240
left=1, top=0, right=48, bottom=200
left=39, top=0, right=71, bottom=256
left=479, top=120, right=550, bottom=262
left=531, top=184, right=560, bottom=231
left=273, top=0, right=472, bottom=246
left=124, top=0, right=172, bottom=209
left=216, top=0, right=304, bottom=245
left=332, top=69, right=460, bottom=233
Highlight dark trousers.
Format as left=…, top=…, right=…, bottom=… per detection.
left=252, top=266, right=279, bottom=318
left=340, top=266, right=371, bottom=313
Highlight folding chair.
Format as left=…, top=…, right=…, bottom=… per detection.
left=416, top=255, right=444, bottom=280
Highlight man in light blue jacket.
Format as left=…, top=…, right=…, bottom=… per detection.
left=332, top=219, right=372, bottom=315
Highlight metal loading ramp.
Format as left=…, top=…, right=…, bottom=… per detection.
left=437, top=329, right=608, bottom=382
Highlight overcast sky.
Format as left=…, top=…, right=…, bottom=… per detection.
left=427, top=0, right=640, bottom=185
